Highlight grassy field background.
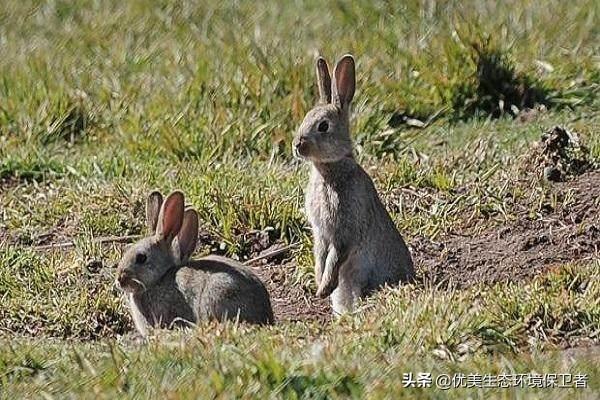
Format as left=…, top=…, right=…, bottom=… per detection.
left=1, top=0, right=599, bottom=398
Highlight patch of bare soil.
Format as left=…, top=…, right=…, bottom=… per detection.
left=250, top=260, right=331, bottom=324
left=413, top=169, right=600, bottom=288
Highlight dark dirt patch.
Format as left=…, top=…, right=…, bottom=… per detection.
left=249, top=258, right=331, bottom=324
left=413, top=170, right=600, bottom=287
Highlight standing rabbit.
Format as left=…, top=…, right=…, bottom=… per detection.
left=293, top=54, right=415, bottom=315
left=116, top=191, right=274, bottom=335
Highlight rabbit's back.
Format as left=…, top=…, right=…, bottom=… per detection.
left=180, top=255, right=274, bottom=325
left=360, top=172, right=414, bottom=285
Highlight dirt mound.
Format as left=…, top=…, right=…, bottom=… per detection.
left=413, top=170, right=600, bottom=287
left=250, top=260, right=331, bottom=324
left=523, top=126, right=594, bottom=182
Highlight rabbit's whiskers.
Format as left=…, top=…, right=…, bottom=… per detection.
left=131, top=278, right=147, bottom=292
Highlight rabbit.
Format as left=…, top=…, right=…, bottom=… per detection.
left=116, top=190, right=274, bottom=336
left=292, top=54, right=415, bottom=315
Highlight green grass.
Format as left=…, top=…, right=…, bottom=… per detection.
left=1, top=264, right=599, bottom=398
left=0, top=0, right=599, bottom=397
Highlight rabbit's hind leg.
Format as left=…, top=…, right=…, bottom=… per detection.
left=330, top=257, right=366, bottom=316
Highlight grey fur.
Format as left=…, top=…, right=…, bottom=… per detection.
left=292, top=54, right=415, bottom=315
left=116, top=191, right=274, bottom=335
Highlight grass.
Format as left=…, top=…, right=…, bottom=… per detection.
left=0, top=0, right=599, bottom=397
left=1, top=264, right=599, bottom=398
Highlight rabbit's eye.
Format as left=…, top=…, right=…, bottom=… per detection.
left=135, top=253, right=147, bottom=264
left=317, top=120, right=329, bottom=133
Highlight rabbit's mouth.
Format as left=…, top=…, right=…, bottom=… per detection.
left=117, top=274, right=146, bottom=293
left=293, top=146, right=307, bottom=160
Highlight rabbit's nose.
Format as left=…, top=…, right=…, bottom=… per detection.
left=294, top=137, right=309, bottom=156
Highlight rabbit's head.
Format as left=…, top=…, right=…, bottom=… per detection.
left=293, top=54, right=356, bottom=163
left=116, top=190, right=199, bottom=294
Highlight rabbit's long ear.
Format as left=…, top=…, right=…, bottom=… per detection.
left=332, top=54, right=355, bottom=110
left=156, top=191, right=184, bottom=243
left=173, top=208, right=199, bottom=263
left=316, top=56, right=332, bottom=104
left=146, top=191, right=163, bottom=234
